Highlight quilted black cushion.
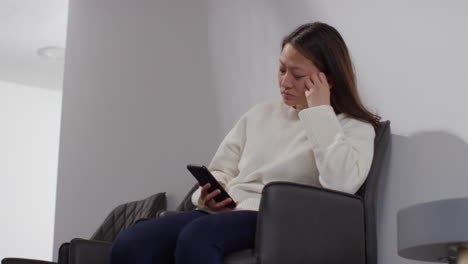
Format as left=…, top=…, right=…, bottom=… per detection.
left=90, top=192, right=166, bottom=242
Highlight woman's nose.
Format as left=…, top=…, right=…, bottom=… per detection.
left=281, top=74, right=293, bottom=88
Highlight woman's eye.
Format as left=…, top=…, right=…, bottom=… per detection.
left=278, top=69, right=305, bottom=79
left=294, top=75, right=306, bottom=79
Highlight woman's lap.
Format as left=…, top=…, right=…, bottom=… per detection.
left=109, top=210, right=258, bottom=264
left=175, top=210, right=258, bottom=263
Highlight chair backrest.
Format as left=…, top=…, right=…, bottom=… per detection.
left=177, top=121, right=392, bottom=264
left=91, top=192, right=167, bottom=242
left=356, top=120, right=391, bottom=264
left=176, top=184, right=198, bottom=212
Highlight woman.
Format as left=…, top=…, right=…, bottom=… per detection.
left=109, top=21, right=380, bottom=264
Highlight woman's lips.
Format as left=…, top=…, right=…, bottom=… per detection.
left=282, top=92, right=295, bottom=98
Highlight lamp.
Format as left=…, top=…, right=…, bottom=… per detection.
left=397, top=198, right=468, bottom=264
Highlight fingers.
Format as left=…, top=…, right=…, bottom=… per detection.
left=204, top=189, right=221, bottom=202
left=200, top=183, right=224, bottom=208
left=304, top=77, right=313, bottom=91
left=304, top=72, right=321, bottom=94
left=200, top=183, right=211, bottom=199
left=311, top=72, right=321, bottom=86
left=306, top=72, right=330, bottom=93
left=318, top=72, right=327, bottom=83
left=207, top=197, right=233, bottom=210
left=319, top=72, right=332, bottom=89
left=199, top=182, right=236, bottom=211
left=304, top=72, right=332, bottom=107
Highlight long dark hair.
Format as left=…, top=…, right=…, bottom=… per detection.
left=282, top=22, right=381, bottom=128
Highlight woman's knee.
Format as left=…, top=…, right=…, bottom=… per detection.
left=109, top=213, right=205, bottom=263
left=109, top=232, right=137, bottom=262
left=175, top=217, right=219, bottom=255
left=109, top=222, right=163, bottom=262
left=176, top=220, right=203, bottom=246
left=174, top=211, right=258, bottom=261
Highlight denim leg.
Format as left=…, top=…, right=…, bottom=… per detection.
left=109, top=210, right=208, bottom=264
left=175, top=210, right=258, bottom=264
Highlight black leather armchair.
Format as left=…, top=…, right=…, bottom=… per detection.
left=4, top=121, right=390, bottom=264
left=160, top=120, right=391, bottom=264
left=256, top=182, right=366, bottom=263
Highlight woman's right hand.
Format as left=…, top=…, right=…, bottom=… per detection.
left=198, top=182, right=236, bottom=212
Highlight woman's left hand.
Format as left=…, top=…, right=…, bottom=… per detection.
left=304, top=72, right=332, bottom=108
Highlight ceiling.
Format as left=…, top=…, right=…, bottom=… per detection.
left=0, top=0, right=68, bottom=91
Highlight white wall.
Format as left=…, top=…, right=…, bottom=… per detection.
left=53, top=0, right=222, bottom=259
left=55, top=0, right=468, bottom=263
left=1, top=81, right=62, bottom=260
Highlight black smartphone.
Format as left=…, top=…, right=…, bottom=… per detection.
left=186, top=164, right=237, bottom=209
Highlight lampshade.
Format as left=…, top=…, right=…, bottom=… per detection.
left=397, top=197, right=468, bottom=263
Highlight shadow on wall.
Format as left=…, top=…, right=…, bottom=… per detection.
left=377, top=132, right=468, bottom=264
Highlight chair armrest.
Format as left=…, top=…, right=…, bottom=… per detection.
left=156, top=210, right=180, bottom=218
left=2, top=259, right=56, bottom=264
left=68, top=238, right=112, bottom=264
left=255, top=182, right=366, bottom=264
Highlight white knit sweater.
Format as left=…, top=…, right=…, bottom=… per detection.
left=191, top=99, right=375, bottom=212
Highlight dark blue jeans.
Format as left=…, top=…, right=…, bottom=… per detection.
left=109, top=210, right=258, bottom=264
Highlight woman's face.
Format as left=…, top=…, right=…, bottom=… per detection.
left=278, top=43, right=321, bottom=109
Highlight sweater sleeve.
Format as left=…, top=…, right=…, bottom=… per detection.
left=191, top=113, right=248, bottom=206
left=298, top=105, right=375, bottom=194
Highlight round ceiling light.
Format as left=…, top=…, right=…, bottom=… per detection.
left=37, top=46, right=66, bottom=60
